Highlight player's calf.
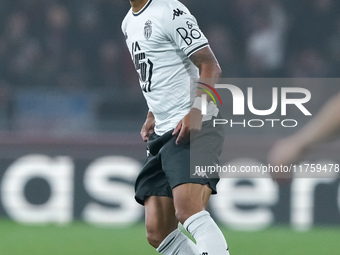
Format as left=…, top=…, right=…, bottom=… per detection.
left=184, top=211, right=230, bottom=255
left=156, top=228, right=199, bottom=254
left=173, top=184, right=230, bottom=254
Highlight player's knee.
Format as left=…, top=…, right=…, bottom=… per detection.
left=175, top=208, right=192, bottom=224
left=146, top=229, right=163, bottom=248
left=145, top=223, right=168, bottom=248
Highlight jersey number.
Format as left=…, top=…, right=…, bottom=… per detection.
left=132, top=42, right=153, bottom=92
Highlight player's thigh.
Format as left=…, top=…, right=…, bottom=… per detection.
left=145, top=196, right=178, bottom=240
left=172, top=183, right=212, bottom=223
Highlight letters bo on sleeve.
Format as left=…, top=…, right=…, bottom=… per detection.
left=162, top=4, right=209, bottom=57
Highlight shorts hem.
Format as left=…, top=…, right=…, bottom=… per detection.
left=170, top=179, right=218, bottom=195
left=135, top=191, right=173, bottom=206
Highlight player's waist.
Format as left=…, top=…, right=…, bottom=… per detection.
left=153, top=104, right=219, bottom=136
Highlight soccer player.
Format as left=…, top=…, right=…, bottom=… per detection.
left=269, top=92, right=340, bottom=174
left=122, top=0, right=229, bottom=254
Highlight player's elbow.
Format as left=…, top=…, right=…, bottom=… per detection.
left=214, top=63, right=222, bottom=77
left=211, top=62, right=222, bottom=78
left=201, top=62, right=222, bottom=78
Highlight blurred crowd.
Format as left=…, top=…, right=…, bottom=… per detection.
left=194, top=0, right=340, bottom=77
left=0, top=0, right=339, bottom=132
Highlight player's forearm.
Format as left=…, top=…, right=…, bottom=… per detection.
left=199, top=61, right=222, bottom=79
left=196, top=62, right=221, bottom=99
left=190, top=47, right=222, bottom=101
left=293, top=92, right=340, bottom=149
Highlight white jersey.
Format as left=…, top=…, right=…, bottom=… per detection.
left=122, top=0, right=218, bottom=135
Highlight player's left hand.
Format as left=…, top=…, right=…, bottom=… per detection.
left=141, top=112, right=155, bottom=142
left=172, top=108, right=202, bottom=145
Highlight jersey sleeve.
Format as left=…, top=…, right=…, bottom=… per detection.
left=162, top=2, right=209, bottom=57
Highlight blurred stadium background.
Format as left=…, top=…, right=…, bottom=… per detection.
left=0, top=0, right=340, bottom=254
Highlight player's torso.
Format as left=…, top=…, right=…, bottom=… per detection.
left=124, top=4, right=187, bottom=93
left=122, top=0, right=213, bottom=135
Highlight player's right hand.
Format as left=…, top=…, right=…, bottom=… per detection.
left=141, top=113, right=155, bottom=142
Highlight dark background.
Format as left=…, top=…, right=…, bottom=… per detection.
left=0, top=0, right=339, bottom=133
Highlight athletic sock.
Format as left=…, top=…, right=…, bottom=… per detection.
left=183, top=210, right=230, bottom=255
left=156, top=228, right=199, bottom=254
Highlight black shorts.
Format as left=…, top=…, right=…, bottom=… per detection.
left=135, top=114, right=225, bottom=205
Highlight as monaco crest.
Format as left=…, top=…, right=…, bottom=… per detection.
left=144, top=20, right=152, bottom=40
